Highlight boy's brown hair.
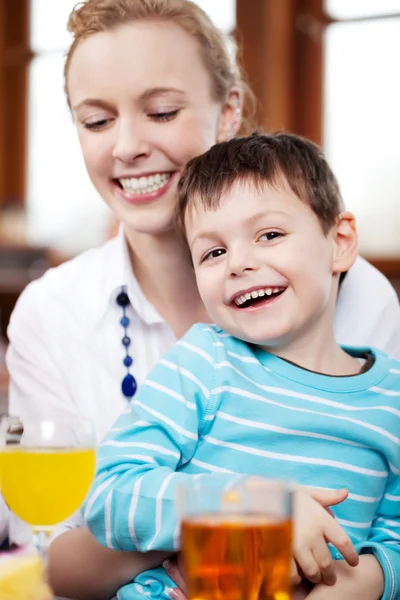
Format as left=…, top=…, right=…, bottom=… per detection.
left=177, top=132, right=344, bottom=237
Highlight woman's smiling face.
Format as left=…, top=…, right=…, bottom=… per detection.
left=68, top=20, right=232, bottom=236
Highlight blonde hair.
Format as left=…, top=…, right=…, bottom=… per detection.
left=65, top=0, right=256, bottom=134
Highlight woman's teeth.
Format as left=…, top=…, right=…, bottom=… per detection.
left=234, top=287, right=285, bottom=306
left=119, top=172, right=171, bottom=194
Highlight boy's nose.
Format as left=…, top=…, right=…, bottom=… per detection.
left=228, top=253, right=258, bottom=277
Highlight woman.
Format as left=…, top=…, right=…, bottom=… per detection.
left=5, top=0, right=398, bottom=598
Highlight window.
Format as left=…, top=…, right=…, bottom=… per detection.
left=323, top=1, right=400, bottom=256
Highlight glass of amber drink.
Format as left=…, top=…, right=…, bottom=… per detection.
left=179, top=476, right=292, bottom=600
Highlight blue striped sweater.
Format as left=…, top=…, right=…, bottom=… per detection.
left=84, top=324, right=400, bottom=600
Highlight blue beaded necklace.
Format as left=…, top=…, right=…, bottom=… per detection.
left=116, top=286, right=137, bottom=400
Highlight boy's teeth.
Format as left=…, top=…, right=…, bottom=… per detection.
left=234, top=287, right=284, bottom=306
left=119, top=173, right=171, bottom=194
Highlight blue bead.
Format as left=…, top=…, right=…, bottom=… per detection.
left=123, top=355, right=133, bottom=367
left=116, top=291, right=130, bottom=307
left=122, top=374, right=137, bottom=398
left=122, top=336, right=131, bottom=347
left=120, top=316, right=130, bottom=328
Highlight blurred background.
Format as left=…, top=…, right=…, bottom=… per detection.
left=1, top=0, right=400, bottom=407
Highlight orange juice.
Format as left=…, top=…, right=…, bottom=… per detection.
left=182, top=514, right=292, bottom=600
left=0, top=447, right=95, bottom=526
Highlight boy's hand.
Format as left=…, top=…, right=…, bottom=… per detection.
left=293, top=488, right=359, bottom=585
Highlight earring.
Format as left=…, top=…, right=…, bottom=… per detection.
left=230, top=99, right=241, bottom=138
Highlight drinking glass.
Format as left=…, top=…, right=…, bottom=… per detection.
left=179, top=476, right=293, bottom=600
left=0, top=416, right=96, bottom=560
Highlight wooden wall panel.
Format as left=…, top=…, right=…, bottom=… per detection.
left=0, top=0, right=30, bottom=208
left=236, top=0, right=324, bottom=145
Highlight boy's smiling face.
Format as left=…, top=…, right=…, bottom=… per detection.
left=186, top=178, right=356, bottom=351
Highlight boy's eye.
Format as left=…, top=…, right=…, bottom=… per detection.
left=201, top=248, right=226, bottom=263
left=258, top=231, right=282, bottom=241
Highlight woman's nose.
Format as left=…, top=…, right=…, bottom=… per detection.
left=112, top=119, right=151, bottom=163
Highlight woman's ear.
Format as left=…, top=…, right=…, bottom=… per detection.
left=216, top=87, right=242, bottom=143
left=332, top=211, right=359, bottom=274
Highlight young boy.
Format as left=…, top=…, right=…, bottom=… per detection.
left=84, top=134, right=399, bottom=600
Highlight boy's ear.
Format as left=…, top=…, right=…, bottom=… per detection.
left=332, top=211, right=358, bottom=274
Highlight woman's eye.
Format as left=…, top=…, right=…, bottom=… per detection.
left=202, top=248, right=226, bottom=263
left=258, top=231, right=283, bottom=241
left=149, top=109, right=180, bottom=122
left=83, top=118, right=111, bottom=131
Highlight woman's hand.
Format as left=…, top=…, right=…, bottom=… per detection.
left=163, top=555, right=187, bottom=600
left=304, top=555, right=384, bottom=600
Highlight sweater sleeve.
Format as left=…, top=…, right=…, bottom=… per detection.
left=83, top=324, right=239, bottom=552
left=356, top=472, right=400, bottom=600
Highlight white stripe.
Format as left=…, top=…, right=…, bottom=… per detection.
left=227, top=351, right=259, bottom=364
left=102, top=440, right=180, bottom=458
left=370, top=386, right=400, bottom=399
left=389, top=463, right=400, bottom=475
left=389, top=369, right=400, bottom=374
left=144, top=379, right=196, bottom=408
left=213, top=342, right=224, bottom=347
left=134, top=584, right=151, bottom=597
left=385, top=541, right=400, bottom=545
left=159, top=359, right=210, bottom=398
left=147, top=472, right=175, bottom=550
left=385, top=494, right=400, bottom=501
left=336, top=518, right=372, bottom=529
left=177, top=341, right=214, bottom=364
left=135, top=401, right=198, bottom=441
left=374, top=527, right=400, bottom=541
left=191, top=457, right=236, bottom=473
left=348, top=492, right=382, bottom=503
left=105, top=489, right=114, bottom=548
left=83, top=474, right=118, bottom=521
left=301, top=485, right=381, bottom=504
left=216, top=410, right=366, bottom=448
left=377, top=518, right=400, bottom=528
left=97, top=454, right=156, bottom=463
left=212, top=386, right=400, bottom=446
left=199, top=325, right=217, bottom=333
left=204, top=435, right=387, bottom=477
left=214, top=361, right=400, bottom=417
left=128, top=476, right=143, bottom=547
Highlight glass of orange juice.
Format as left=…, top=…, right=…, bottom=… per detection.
left=0, top=416, right=96, bottom=560
left=179, top=476, right=293, bottom=600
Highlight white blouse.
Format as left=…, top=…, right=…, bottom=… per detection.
left=2, top=230, right=400, bottom=545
